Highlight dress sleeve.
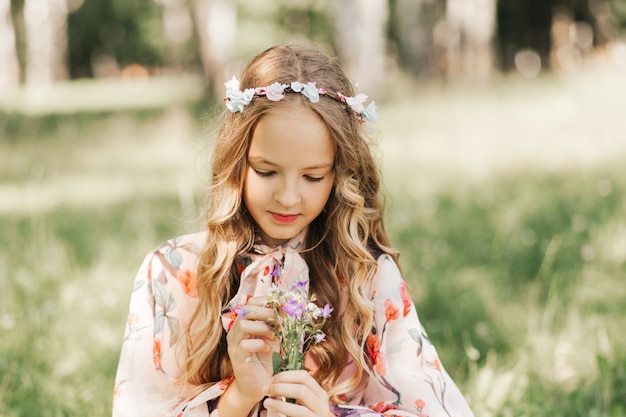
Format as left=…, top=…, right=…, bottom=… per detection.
left=330, top=255, right=475, bottom=417
left=112, top=238, right=232, bottom=417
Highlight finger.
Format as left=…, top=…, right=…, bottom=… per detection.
left=266, top=382, right=308, bottom=401
left=263, top=395, right=330, bottom=417
left=268, top=371, right=328, bottom=411
left=270, top=370, right=326, bottom=396
left=237, top=305, right=274, bottom=322
left=263, top=397, right=310, bottom=417
left=246, top=295, right=273, bottom=307
left=236, top=319, right=276, bottom=340
left=239, top=338, right=271, bottom=354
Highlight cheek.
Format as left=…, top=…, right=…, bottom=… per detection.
left=318, top=178, right=335, bottom=207
left=243, top=169, right=268, bottom=208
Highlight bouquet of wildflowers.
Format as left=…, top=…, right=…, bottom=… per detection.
left=265, top=279, right=333, bottom=375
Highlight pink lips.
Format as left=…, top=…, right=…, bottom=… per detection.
left=271, top=212, right=298, bottom=224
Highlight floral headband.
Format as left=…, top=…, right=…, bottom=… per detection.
left=223, top=76, right=378, bottom=124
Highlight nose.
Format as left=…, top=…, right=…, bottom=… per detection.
left=274, top=179, right=301, bottom=208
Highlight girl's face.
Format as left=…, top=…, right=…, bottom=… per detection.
left=244, top=105, right=335, bottom=246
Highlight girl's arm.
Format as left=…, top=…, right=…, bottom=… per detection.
left=327, top=255, right=475, bottom=417
left=112, top=236, right=227, bottom=417
left=362, top=254, right=475, bottom=417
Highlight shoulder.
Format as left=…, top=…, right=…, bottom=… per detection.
left=149, top=231, right=207, bottom=267
left=371, top=253, right=409, bottom=300
left=139, top=231, right=207, bottom=292
left=374, top=253, right=402, bottom=282
left=152, top=231, right=207, bottom=256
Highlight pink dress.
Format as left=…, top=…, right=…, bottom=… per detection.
left=112, top=231, right=475, bottom=417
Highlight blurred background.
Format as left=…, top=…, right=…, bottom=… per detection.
left=1, top=0, right=626, bottom=416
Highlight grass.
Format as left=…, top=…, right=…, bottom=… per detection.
left=1, top=64, right=625, bottom=416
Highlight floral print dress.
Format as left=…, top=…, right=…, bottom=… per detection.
left=112, top=232, right=474, bottom=417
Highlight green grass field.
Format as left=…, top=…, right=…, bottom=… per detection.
left=1, top=66, right=625, bottom=416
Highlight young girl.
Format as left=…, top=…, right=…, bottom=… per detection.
left=113, top=44, right=474, bottom=417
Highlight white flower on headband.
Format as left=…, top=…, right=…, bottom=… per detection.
left=302, top=82, right=321, bottom=103
left=224, top=76, right=254, bottom=113
left=224, top=76, right=378, bottom=123
left=362, top=101, right=378, bottom=124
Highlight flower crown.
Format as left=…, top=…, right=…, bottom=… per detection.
left=223, top=76, right=378, bottom=124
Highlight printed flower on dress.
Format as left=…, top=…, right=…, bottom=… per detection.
left=153, top=338, right=162, bottom=370
left=400, top=282, right=412, bottom=317
left=265, top=278, right=332, bottom=374
left=414, top=398, right=426, bottom=412
left=372, top=401, right=398, bottom=413
left=366, top=333, right=387, bottom=376
left=176, top=268, right=198, bottom=297
left=384, top=299, right=399, bottom=322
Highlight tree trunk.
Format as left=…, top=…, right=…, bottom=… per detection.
left=153, top=0, right=194, bottom=65
left=23, top=0, right=68, bottom=84
left=391, top=0, right=444, bottom=78
left=0, top=0, right=19, bottom=89
left=335, top=0, right=389, bottom=95
left=445, top=0, right=497, bottom=81
left=190, top=0, right=236, bottom=98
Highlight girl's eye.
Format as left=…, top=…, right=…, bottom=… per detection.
left=304, top=175, right=324, bottom=183
left=254, top=169, right=274, bottom=177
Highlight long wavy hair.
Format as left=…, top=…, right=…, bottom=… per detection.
left=182, top=43, right=399, bottom=403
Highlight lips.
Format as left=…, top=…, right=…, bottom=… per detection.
left=271, top=212, right=299, bottom=224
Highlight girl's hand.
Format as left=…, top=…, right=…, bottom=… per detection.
left=263, top=370, right=332, bottom=417
left=226, top=296, right=277, bottom=403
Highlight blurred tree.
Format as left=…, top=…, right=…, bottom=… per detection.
left=610, top=0, right=626, bottom=29
left=443, top=0, right=497, bottom=81
left=154, top=0, right=197, bottom=66
left=189, top=0, right=236, bottom=97
left=0, top=0, right=19, bottom=88
left=275, top=1, right=335, bottom=46
left=335, top=0, right=388, bottom=95
left=20, top=0, right=69, bottom=84
left=497, top=0, right=616, bottom=72
left=67, top=0, right=167, bottom=78
left=388, top=0, right=443, bottom=78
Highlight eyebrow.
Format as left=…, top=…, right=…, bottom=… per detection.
left=248, top=157, right=333, bottom=170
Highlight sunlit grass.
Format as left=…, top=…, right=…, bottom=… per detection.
left=1, top=66, right=625, bottom=416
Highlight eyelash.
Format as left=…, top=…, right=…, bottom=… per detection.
left=254, top=169, right=274, bottom=177
left=253, top=169, right=324, bottom=183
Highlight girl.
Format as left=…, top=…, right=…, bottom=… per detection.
left=113, top=44, right=474, bottom=417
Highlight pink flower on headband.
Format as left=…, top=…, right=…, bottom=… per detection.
left=264, top=82, right=287, bottom=101
left=346, top=94, right=368, bottom=114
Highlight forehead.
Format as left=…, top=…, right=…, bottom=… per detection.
left=248, top=105, right=335, bottom=166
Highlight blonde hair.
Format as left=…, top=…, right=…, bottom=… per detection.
left=183, top=43, right=399, bottom=403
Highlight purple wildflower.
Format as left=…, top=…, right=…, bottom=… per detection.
left=282, top=298, right=303, bottom=318
left=293, top=279, right=309, bottom=290
left=320, top=304, right=334, bottom=318
left=314, top=333, right=326, bottom=343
